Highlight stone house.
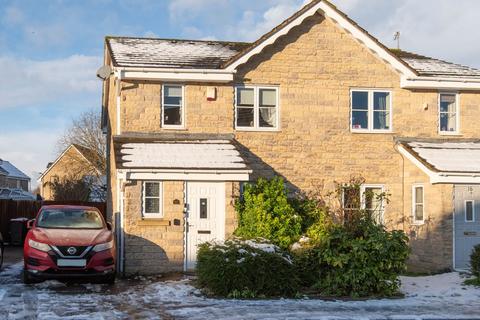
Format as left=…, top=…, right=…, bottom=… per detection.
left=39, top=144, right=106, bottom=202
left=0, top=159, right=30, bottom=191
left=101, top=0, right=480, bottom=274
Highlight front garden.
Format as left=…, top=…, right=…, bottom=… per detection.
left=196, top=177, right=410, bottom=298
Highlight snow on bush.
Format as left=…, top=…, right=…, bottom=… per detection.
left=196, top=237, right=299, bottom=298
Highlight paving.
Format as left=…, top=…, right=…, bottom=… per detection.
left=0, top=256, right=479, bottom=319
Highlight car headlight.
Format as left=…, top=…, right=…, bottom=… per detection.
left=93, top=240, right=114, bottom=252
left=28, top=239, right=51, bottom=252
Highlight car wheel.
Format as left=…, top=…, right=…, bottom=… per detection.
left=22, top=269, right=36, bottom=284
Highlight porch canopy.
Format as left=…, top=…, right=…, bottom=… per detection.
left=397, top=139, right=480, bottom=184
left=114, top=133, right=251, bottom=181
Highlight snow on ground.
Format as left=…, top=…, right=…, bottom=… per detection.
left=1, top=262, right=480, bottom=320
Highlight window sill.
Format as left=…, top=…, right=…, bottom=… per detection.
left=235, top=128, right=280, bottom=132
left=411, top=221, right=425, bottom=226
left=439, top=132, right=462, bottom=136
left=137, top=219, right=170, bottom=226
left=351, top=130, right=394, bottom=134
left=162, top=127, right=187, bottom=131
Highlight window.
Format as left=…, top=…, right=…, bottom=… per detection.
left=361, top=185, right=385, bottom=224
left=439, top=93, right=459, bottom=134
left=351, top=90, right=391, bottom=132
left=342, top=184, right=386, bottom=224
left=235, top=86, right=278, bottom=130
left=412, top=185, right=424, bottom=224
left=342, top=185, right=361, bottom=221
left=142, top=182, right=163, bottom=218
left=162, top=85, right=184, bottom=128
left=465, top=200, right=475, bottom=222
left=200, top=198, right=208, bottom=219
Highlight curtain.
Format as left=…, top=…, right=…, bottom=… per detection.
left=260, top=108, right=276, bottom=127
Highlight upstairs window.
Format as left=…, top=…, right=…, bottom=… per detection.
left=439, top=93, right=459, bottom=134
left=162, top=85, right=184, bottom=128
left=351, top=90, right=391, bottom=132
left=235, top=86, right=279, bottom=130
left=412, top=185, right=424, bottom=224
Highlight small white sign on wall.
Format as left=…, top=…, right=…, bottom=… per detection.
left=207, top=87, right=217, bottom=101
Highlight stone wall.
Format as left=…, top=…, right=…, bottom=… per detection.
left=122, top=180, right=238, bottom=274
left=105, top=13, right=480, bottom=273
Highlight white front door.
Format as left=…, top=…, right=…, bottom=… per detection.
left=185, top=182, right=226, bottom=270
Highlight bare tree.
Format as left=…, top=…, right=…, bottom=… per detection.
left=57, top=109, right=106, bottom=176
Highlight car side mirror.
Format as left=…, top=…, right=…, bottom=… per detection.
left=106, top=222, right=112, bottom=231
left=27, top=219, right=35, bottom=229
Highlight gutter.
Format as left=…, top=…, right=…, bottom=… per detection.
left=401, top=75, right=480, bottom=90
left=114, top=66, right=235, bottom=83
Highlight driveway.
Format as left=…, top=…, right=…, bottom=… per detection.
left=0, top=261, right=479, bottom=320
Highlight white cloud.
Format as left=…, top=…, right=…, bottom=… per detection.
left=0, top=54, right=102, bottom=109
left=231, top=2, right=300, bottom=40
left=0, top=130, right=62, bottom=189
left=331, top=0, right=480, bottom=68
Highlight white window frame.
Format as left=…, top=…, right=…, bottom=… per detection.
left=438, top=92, right=460, bottom=135
left=234, top=85, right=280, bottom=131
left=465, top=200, right=475, bottom=223
left=350, top=89, right=393, bottom=133
left=162, top=84, right=185, bottom=129
left=360, top=184, right=385, bottom=224
left=412, top=184, right=425, bottom=224
left=142, top=181, right=163, bottom=219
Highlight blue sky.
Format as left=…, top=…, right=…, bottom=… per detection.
left=0, top=0, right=479, bottom=188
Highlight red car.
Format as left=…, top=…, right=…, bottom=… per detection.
left=23, top=205, right=115, bottom=284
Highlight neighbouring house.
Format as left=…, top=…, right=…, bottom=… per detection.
left=39, top=144, right=106, bottom=202
left=101, top=0, right=480, bottom=275
left=0, top=159, right=30, bottom=192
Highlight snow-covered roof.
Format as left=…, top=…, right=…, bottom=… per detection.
left=402, top=141, right=480, bottom=173
left=106, top=37, right=250, bottom=69
left=390, top=49, right=480, bottom=78
left=106, top=27, right=480, bottom=79
left=114, top=134, right=249, bottom=170
left=0, top=160, right=30, bottom=180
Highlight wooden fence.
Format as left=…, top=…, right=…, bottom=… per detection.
left=0, top=200, right=106, bottom=243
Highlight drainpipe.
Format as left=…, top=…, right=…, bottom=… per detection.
left=115, top=70, right=122, bottom=135
left=183, top=181, right=188, bottom=272
left=116, top=171, right=126, bottom=276
left=394, top=143, right=406, bottom=232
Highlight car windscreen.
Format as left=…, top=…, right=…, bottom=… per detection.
left=37, top=209, right=104, bottom=229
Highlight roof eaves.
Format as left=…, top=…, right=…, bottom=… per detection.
left=222, top=0, right=419, bottom=76
left=222, top=0, right=323, bottom=69
left=319, top=0, right=418, bottom=76
left=105, top=37, right=119, bottom=67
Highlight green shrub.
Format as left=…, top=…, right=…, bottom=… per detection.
left=294, top=220, right=409, bottom=297
left=196, top=238, right=299, bottom=298
left=234, top=177, right=302, bottom=249
left=471, top=244, right=480, bottom=278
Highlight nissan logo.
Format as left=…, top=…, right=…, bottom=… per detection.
left=67, top=247, right=77, bottom=255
